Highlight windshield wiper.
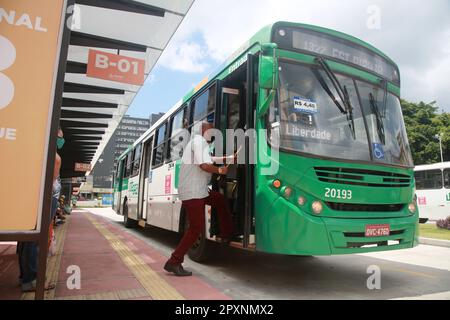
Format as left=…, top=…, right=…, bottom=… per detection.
left=369, top=92, right=386, bottom=145
left=315, top=57, right=356, bottom=139
left=381, top=79, right=388, bottom=118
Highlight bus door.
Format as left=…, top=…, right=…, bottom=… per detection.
left=138, top=137, right=153, bottom=221
left=220, top=86, right=244, bottom=236
left=114, top=159, right=125, bottom=212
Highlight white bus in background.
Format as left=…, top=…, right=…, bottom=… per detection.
left=414, top=161, right=450, bottom=221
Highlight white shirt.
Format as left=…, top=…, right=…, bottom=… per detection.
left=178, top=134, right=213, bottom=201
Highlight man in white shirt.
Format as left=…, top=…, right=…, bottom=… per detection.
left=164, top=121, right=235, bottom=276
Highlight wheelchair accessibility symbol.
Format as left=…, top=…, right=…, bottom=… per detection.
left=373, top=143, right=385, bottom=159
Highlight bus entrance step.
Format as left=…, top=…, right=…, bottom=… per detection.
left=138, top=220, right=146, bottom=228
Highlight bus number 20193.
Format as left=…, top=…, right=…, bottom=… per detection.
left=325, top=188, right=352, bottom=200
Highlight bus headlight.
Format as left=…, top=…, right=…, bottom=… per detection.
left=298, top=196, right=306, bottom=206
left=312, top=201, right=323, bottom=214
left=283, top=187, right=292, bottom=198
left=408, top=202, right=417, bottom=214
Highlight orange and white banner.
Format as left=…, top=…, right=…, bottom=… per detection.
left=0, top=0, right=66, bottom=231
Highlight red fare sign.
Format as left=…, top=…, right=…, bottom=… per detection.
left=87, top=49, right=145, bottom=85
left=365, top=224, right=390, bottom=237
left=165, top=175, right=171, bottom=194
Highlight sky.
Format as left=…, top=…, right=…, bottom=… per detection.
left=128, top=0, right=450, bottom=118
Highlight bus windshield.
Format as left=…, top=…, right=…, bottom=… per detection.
left=270, top=61, right=413, bottom=167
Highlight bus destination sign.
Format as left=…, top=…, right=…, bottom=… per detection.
left=274, top=27, right=400, bottom=84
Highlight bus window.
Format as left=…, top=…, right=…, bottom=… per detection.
left=152, top=123, right=167, bottom=167
left=132, top=144, right=142, bottom=176
left=117, top=158, right=125, bottom=182
left=227, top=93, right=241, bottom=130
left=168, top=107, right=187, bottom=161
left=125, top=151, right=133, bottom=178
left=193, top=85, right=216, bottom=122
left=414, top=169, right=443, bottom=190
left=143, top=138, right=153, bottom=178
left=444, top=169, right=450, bottom=189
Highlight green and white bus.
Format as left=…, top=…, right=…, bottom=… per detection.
left=113, top=21, right=418, bottom=261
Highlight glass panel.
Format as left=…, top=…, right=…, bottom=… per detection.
left=443, top=169, right=450, bottom=189
left=125, top=152, right=133, bottom=177
left=357, top=81, right=413, bottom=167
left=414, top=170, right=443, bottom=190
left=144, top=139, right=153, bottom=178
left=132, top=144, right=142, bottom=176
left=227, top=93, right=240, bottom=130
left=271, top=62, right=371, bottom=162
left=152, top=144, right=165, bottom=167
left=194, top=85, right=216, bottom=122
left=171, top=109, right=185, bottom=138
left=156, top=124, right=166, bottom=146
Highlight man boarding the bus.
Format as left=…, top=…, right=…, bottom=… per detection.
left=164, top=121, right=235, bottom=276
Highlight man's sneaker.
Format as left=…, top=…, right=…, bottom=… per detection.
left=163, top=262, right=192, bottom=277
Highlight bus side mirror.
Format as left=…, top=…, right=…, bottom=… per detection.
left=259, top=43, right=278, bottom=90
left=258, top=44, right=278, bottom=117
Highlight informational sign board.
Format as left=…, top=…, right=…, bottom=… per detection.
left=0, top=0, right=66, bottom=231
left=101, top=194, right=113, bottom=206
left=75, top=162, right=92, bottom=172
left=86, top=49, right=145, bottom=85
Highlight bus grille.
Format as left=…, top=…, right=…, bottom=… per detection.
left=314, top=167, right=411, bottom=187
left=326, top=202, right=404, bottom=212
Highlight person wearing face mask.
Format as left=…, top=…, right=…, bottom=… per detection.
left=52, top=128, right=64, bottom=226
left=18, top=126, right=64, bottom=292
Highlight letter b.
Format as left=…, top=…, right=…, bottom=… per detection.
left=0, top=35, right=16, bottom=111
left=95, top=54, right=109, bottom=69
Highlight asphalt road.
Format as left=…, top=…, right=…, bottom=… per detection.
left=88, top=208, right=450, bottom=300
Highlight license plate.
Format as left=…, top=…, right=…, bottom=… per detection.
left=365, top=224, right=390, bottom=237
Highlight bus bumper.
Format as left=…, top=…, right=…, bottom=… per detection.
left=255, top=198, right=419, bottom=256
left=324, top=214, right=419, bottom=255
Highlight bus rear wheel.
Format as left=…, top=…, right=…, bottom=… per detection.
left=184, top=215, right=210, bottom=262
left=123, top=202, right=137, bottom=228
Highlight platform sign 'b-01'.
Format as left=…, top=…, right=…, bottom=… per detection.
left=87, top=49, right=145, bottom=86
left=0, top=0, right=66, bottom=231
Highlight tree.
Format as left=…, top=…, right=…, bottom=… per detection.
left=401, top=100, right=449, bottom=165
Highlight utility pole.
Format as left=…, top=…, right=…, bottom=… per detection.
left=435, top=133, right=444, bottom=163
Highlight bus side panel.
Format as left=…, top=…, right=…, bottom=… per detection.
left=147, top=163, right=174, bottom=230
left=171, top=160, right=182, bottom=232
left=120, top=178, right=129, bottom=215
left=113, top=191, right=121, bottom=214
left=127, top=175, right=140, bottom=220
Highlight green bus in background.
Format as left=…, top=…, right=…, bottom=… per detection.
left=113, top=21, right=418, bottom=261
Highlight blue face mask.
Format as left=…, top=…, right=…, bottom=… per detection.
left=57, top=137, right=65, bottom=149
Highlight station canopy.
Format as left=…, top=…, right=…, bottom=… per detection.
left=59, top=0, right=194, bottom=179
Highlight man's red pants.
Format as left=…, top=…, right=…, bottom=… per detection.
left=167, top=191, right=233, bottom=265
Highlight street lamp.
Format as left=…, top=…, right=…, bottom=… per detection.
left=435, top=133, right=444, bottom=163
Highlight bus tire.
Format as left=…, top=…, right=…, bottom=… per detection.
left=123, top=201, right=137, bottom=229
left=184, top=214, right=210, bottom=262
